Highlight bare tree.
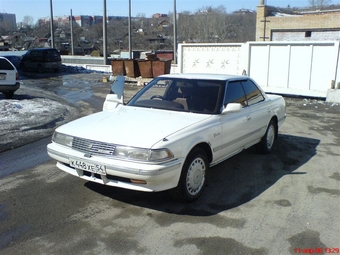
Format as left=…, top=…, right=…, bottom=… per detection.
left=308, top=0, right=332, bottom=8
left=22, top=15, right=34, bottom=27
left=174, top=5, right=255, bottom=44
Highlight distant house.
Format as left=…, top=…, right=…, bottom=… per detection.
left=256, top=0, right=340, bottom=41
left=233, top=9, right=256, bottom=14
left=0, top=36, right=10, bottom=51
left=146, top=36, right=166, bottom=48
left=152, top=13, right=168, bottom=19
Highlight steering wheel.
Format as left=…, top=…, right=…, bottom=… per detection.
left=150, top=95, right=165, bottom=100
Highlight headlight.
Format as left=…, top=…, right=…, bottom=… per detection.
left=114, top=146, right=174, bottom=163
left=52, top=132, right=73, bottom=147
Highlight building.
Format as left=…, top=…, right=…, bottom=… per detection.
left=0, top=13, right=17, bottom=31
left=256, top=0, right=340, bottom=41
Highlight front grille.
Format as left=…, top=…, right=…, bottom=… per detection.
left=72, top=137, right=116, bottom=156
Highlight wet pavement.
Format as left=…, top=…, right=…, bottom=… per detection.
left=0, top=71, right=339, bottom=254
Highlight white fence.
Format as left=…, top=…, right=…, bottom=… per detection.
left=178, top=41, right=340, bottom=98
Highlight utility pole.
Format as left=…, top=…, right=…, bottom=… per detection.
left=70, top=9, right=74, bottom=55
left=103, top=0, right=108, bottom=65
left=173, top=0, right=177, bottom=64
left=128, top=0, right=132, bottom=59
left=50, top=0, right=55, bottom=48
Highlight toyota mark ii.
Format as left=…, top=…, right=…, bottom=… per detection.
left=47, top=73, right=286, bottom=202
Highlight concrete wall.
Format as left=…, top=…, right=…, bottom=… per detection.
left=61, top=55, right=105, bottom=65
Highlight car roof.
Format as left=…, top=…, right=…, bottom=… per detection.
left=158, top=73, right=248, bottom=81
left=0, top=56, right=15, bottom=62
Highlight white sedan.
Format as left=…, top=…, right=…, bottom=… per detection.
left=47, top=73, right=286, bottom=202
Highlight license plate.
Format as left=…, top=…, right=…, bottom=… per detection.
left=69, top=158, right=106, bottom=175
left=0, top=74, right=5, bottom=80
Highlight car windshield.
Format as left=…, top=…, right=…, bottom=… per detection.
left=127, top=77, right=225, bottom=114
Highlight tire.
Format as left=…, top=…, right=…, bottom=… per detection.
left=172, top=148, right=208, bottom=202
left=257, top=119, right=277, bottom=154
left=37, top=64, right=43, bottom=73
left=4, top=91, right=14, bottom=99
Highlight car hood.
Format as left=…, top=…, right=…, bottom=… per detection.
left=56, top=105, right=212, bottom=148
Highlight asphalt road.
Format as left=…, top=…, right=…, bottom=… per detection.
left=0, top=73, right=339, bottom=255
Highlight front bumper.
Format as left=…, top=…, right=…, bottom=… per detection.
left=47, top=142, right=184, bottom=192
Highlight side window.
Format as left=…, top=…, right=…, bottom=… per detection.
left=241, top=80, right=265, bottom=106
left=31, top=51, right=42, bottom=60
left=224, top=81, right=247, bottom=107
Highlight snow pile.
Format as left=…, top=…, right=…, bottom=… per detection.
left=0, top=98, right=78, bottom=152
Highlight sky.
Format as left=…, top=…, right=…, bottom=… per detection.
left=0, top=0, right=334, bottom=23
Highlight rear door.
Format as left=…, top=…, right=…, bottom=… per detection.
left=241, top=79, right=270, bottom=142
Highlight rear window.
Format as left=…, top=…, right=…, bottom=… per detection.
left=47, top=50, right=59, bottom=56
left=44, top=50, right=60, bottom=60
left=0, top=58, right=15, bottom=70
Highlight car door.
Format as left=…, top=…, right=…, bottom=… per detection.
left=30, top=50, right=41, bottom=69
left=217, top=80, right=252, bottom=161
left=241, top=79, right=270, bottom=143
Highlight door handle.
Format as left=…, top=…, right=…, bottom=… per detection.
left=246, top=115, right=251, bottom=121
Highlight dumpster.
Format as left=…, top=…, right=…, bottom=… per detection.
left=152, top=60, right=172, bottom=77
left=124, top=60, right=140, bottom=78
left=137, top=60, right=153, bottom=78
left=111, top=59, right=126, bottom=76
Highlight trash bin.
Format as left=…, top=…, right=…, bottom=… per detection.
left=152, top=60, right=172, bottom=77
left=111, top=59, right=126, bottom=76
left=124, top=60, right=140, bottom=78
left=137, top=60, right=153, bottom=78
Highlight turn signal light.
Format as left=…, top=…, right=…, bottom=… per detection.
left=130, top=179, right=147, bottom=184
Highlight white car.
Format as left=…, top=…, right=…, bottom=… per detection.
left=47, top=73, right=286, bottom=202
left=0, top=56, right=20, bottom=99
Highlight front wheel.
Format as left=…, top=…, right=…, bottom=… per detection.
left=172, top=148, right=208, bottom=202
left=257, top=119, right=277, bottom=154
left=37, top=64, right=43, bottom=73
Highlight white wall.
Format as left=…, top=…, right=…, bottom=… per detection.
left=178, top=43, right=246, bottom=75
left=178, top=41, right=340, bottom=98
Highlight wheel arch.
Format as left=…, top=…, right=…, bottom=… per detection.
left=188, top=142, right=213, bottom=164
left=269, top=115, right=279, bottom=139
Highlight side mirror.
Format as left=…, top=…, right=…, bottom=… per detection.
left=103, top=94, right=123, bottom=111
left=221, top=103, right=242, bottom=115
left=102, top=75, right=125, bottom=111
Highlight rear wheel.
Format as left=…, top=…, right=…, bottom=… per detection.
left=4, top=91, right=14, bottom=99
left=172, top=148, right=208, bottom=202
left=257, top=119, right=277, bottom=154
